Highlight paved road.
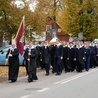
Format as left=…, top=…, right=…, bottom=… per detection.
left=0, top=68, right=98, bottom=98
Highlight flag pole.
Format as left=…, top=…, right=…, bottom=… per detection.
left=15, top=15, right=25, bottom=55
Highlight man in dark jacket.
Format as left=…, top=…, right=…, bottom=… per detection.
left=84, top=42, right=91, bottom=71
left=89, top=42, right=97, bottom=68
left=24, top=42, right=38, bottom=82
left=75, top=43, right=85, bottom=72
left=36, top=42, right=41, bottom=68
left=40, top=41, right=51, bottom=76
left=62, top=41, right=69, bottom=72
left=67, top=42, right=75, bottom=72
left=54, top=39, right=63, bottom=75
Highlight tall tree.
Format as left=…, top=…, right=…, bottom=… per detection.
left=58, top=0, right=98, bottom=40
left=34, top=0, right=65, bottom=37
left=0, top=0, right=41, bottom=43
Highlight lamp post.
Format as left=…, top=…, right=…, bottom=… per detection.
left=27, top=25, right=33, bottom=42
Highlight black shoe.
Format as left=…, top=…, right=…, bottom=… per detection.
left=86, top=69, right=89, bottom=71
left=11, top=79, right=16, bottom=83
left=28, top=78, right=33, bottom=82
left=33, top=76, right=38, bottom=80
left=58, top=73, right=61, bottom=75
left=55, top=73, right=59, bottom=76
left=45, top=73, right=49, bottom=76
left=65, top=71, right=67, bottom=73
left=52, top=71, right=54, bottom=73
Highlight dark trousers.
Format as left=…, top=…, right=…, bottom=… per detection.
left=44, top=64, right=50, bottom=74
left=51, top=60, right=56, bottom=73
left=76, top=60, right=85, bottom=72
left=55, top=58, right=62, bottom=74
left=90, top=55, right=97, bottom=68
left=85, top=57, right=90, bottom=71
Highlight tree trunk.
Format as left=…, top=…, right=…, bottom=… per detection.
left=0, top=34, right=3, bottom=47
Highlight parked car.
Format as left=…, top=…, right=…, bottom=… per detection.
left=0, top=45, right=24, bottom=65
left=0, top=45, right=11, bottom=51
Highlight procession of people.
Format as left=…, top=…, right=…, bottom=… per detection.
left=6, top=39, right=98, bottom=83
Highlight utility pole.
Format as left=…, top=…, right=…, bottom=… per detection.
left=78, top=0, right=84, bottom=40
left=52, top=0, right=57, bottom=38
left=53, top=0, right=64, bottom=38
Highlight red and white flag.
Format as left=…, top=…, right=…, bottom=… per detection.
left=15, top=16, right=25, bottom=55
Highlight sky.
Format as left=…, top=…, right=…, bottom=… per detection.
left=14, top=0, right=37, bottom=11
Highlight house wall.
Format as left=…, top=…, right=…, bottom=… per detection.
left=45, top=17, right=69, bottom=42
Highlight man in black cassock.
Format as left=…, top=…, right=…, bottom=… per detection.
left=67, top=42, right=74, bottom=72
left=40, top=41, right=51, bottom=76
left=62, top=41, right=69, bottom=72
left=54, top=39, right=63, bottom=75
left=6, top=43, right=19, bottom=82
left=24, top=42, right=38, bottom=82
left=36, top=42, right=41, bottom=68
left=84, top=42, right=91, bottom=71
left=89, top=42, right=97, bottom=68
left=75, top=43, right=85, bottom=72
left=50, top=44, right=56, bottom=73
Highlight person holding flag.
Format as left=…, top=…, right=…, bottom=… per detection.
left=5, top=16, right=25, bottom=82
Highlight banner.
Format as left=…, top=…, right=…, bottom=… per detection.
left=15, top=16, right=25, bottom=55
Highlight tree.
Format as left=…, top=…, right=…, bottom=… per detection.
left=83, top=0, right=98, bottom=40
left=34, top=0, right=65, bottom=38
left=0, top=0, right=42, bottom=44
left=58, top=0, right=98, bottom=40
left=0, top=0, right=13, bottom=45
left=0, top=0, right=65, bottom=44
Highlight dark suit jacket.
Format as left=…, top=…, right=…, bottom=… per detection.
left=40, top=46, right=51, bottom=64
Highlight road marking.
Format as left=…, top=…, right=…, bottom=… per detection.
left=54, top=76, right=75, bottom=84
left=20, top=95, right=30, bottom=98
left=37, top=88, right=50, bottom=92
left=54, top=69, right=98, bottom=84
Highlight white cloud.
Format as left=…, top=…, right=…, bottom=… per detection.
left=14, top=0, right=37, bottom=11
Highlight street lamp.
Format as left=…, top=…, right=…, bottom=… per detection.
left=26, top=25, right=33, bottom=42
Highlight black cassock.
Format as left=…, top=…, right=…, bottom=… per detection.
left=36, top=45, right=41, bottom=67
left=67, top=47, right=74, bottom=72
left=40, top=46, right=51, bottom=75
left=90, top=46, right=97, bottom=68
left=24, top=47, right=38, bottom=82
left=54, top=45, right=63, bottom=75
left=6, top=48, right=19, bottom=82
left=75, top=47, right=85, bottom=72
left=63, top=46, right=69, bottom=72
